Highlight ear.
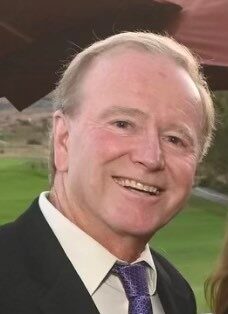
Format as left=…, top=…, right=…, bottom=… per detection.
left=53, top=110, right=69, bottom=172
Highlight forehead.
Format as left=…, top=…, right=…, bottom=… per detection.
left=79, top=47, right=201, bottom=121
left=81, top=46, right=201, bottom=105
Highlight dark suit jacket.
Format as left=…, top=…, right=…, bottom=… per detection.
left=0, top=198, right=196, bottom=314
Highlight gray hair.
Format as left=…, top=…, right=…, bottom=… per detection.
left=50, top=31, right=215, bottom=185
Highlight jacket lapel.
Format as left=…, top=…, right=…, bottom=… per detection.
left=151, top=249, right=196, bottom=314
left=17, top=199, right=100, bottom=314
left=156, top=263, right=179, bottom=314
left=39, top=264, right=100, bottom=314
left=152, top=249, right=181, bottom=314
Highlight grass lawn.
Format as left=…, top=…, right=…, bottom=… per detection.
left=0, top=157, right=227, bottom=313
left=0, top=157, right=49, bottom=224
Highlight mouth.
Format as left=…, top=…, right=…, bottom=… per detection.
left=113, top=176, right=162, bottom=196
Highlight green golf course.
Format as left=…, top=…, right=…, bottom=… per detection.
left=0, top=157, right=227, bottom=313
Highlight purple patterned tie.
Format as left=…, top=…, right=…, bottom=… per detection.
left=112, top=262, right=153, bottom=314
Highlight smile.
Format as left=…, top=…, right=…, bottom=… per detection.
left=113, top=177, right=161, bottom=196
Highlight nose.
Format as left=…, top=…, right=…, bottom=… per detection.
left=130, top=131, right=165, bottom=171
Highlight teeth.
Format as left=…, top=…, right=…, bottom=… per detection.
left=113, top=177, right=160, bottom=195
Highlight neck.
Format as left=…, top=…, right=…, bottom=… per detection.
left=98, top=236, right=147, bottom=262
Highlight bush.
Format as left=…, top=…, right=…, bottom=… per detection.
left=27, top=138, right=42, bottom=145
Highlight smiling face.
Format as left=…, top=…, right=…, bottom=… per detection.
left=54, top=47, right=203, bottom=247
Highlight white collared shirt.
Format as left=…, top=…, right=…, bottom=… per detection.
left=39, top=192, right=165, bottom=314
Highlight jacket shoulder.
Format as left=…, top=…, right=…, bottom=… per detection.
left=0, top=199, right=45, bottom=310
left=0, top=198, right=40, bottom=274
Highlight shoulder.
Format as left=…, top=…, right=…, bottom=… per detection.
left=0, top=197, right=40, bottom=243
left=0, top=198, right=48, bottom=311
left=0, top=198, right=41, bottom=281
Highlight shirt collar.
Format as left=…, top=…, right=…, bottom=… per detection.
left=39, top=191, right=157, bottom=295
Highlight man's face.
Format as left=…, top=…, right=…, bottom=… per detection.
left=55, top=48, right=203, bottom=243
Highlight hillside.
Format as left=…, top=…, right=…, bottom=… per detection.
left=0, top=97, right=53, bottom=158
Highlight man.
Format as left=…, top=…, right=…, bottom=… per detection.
left=0, top=32, right=215, bottom=314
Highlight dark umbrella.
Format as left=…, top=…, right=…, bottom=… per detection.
left=0, top=0, right=227, bottom=111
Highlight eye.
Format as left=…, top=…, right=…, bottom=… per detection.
left=167, top=135, right=184, bottom=146
left=113, top=120, right=132, bottom=129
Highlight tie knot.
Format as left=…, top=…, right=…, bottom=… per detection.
left=112, top=262, right=150, bottom=298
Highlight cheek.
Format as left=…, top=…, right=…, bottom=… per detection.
left=169, top=156, right=197, bottom=187
left=90, top=129, right=130, bottom=161
left=68, top=130, right=129, bottom=189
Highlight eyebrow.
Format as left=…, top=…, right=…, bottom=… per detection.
left=99, top=106, right=147, bottom=120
